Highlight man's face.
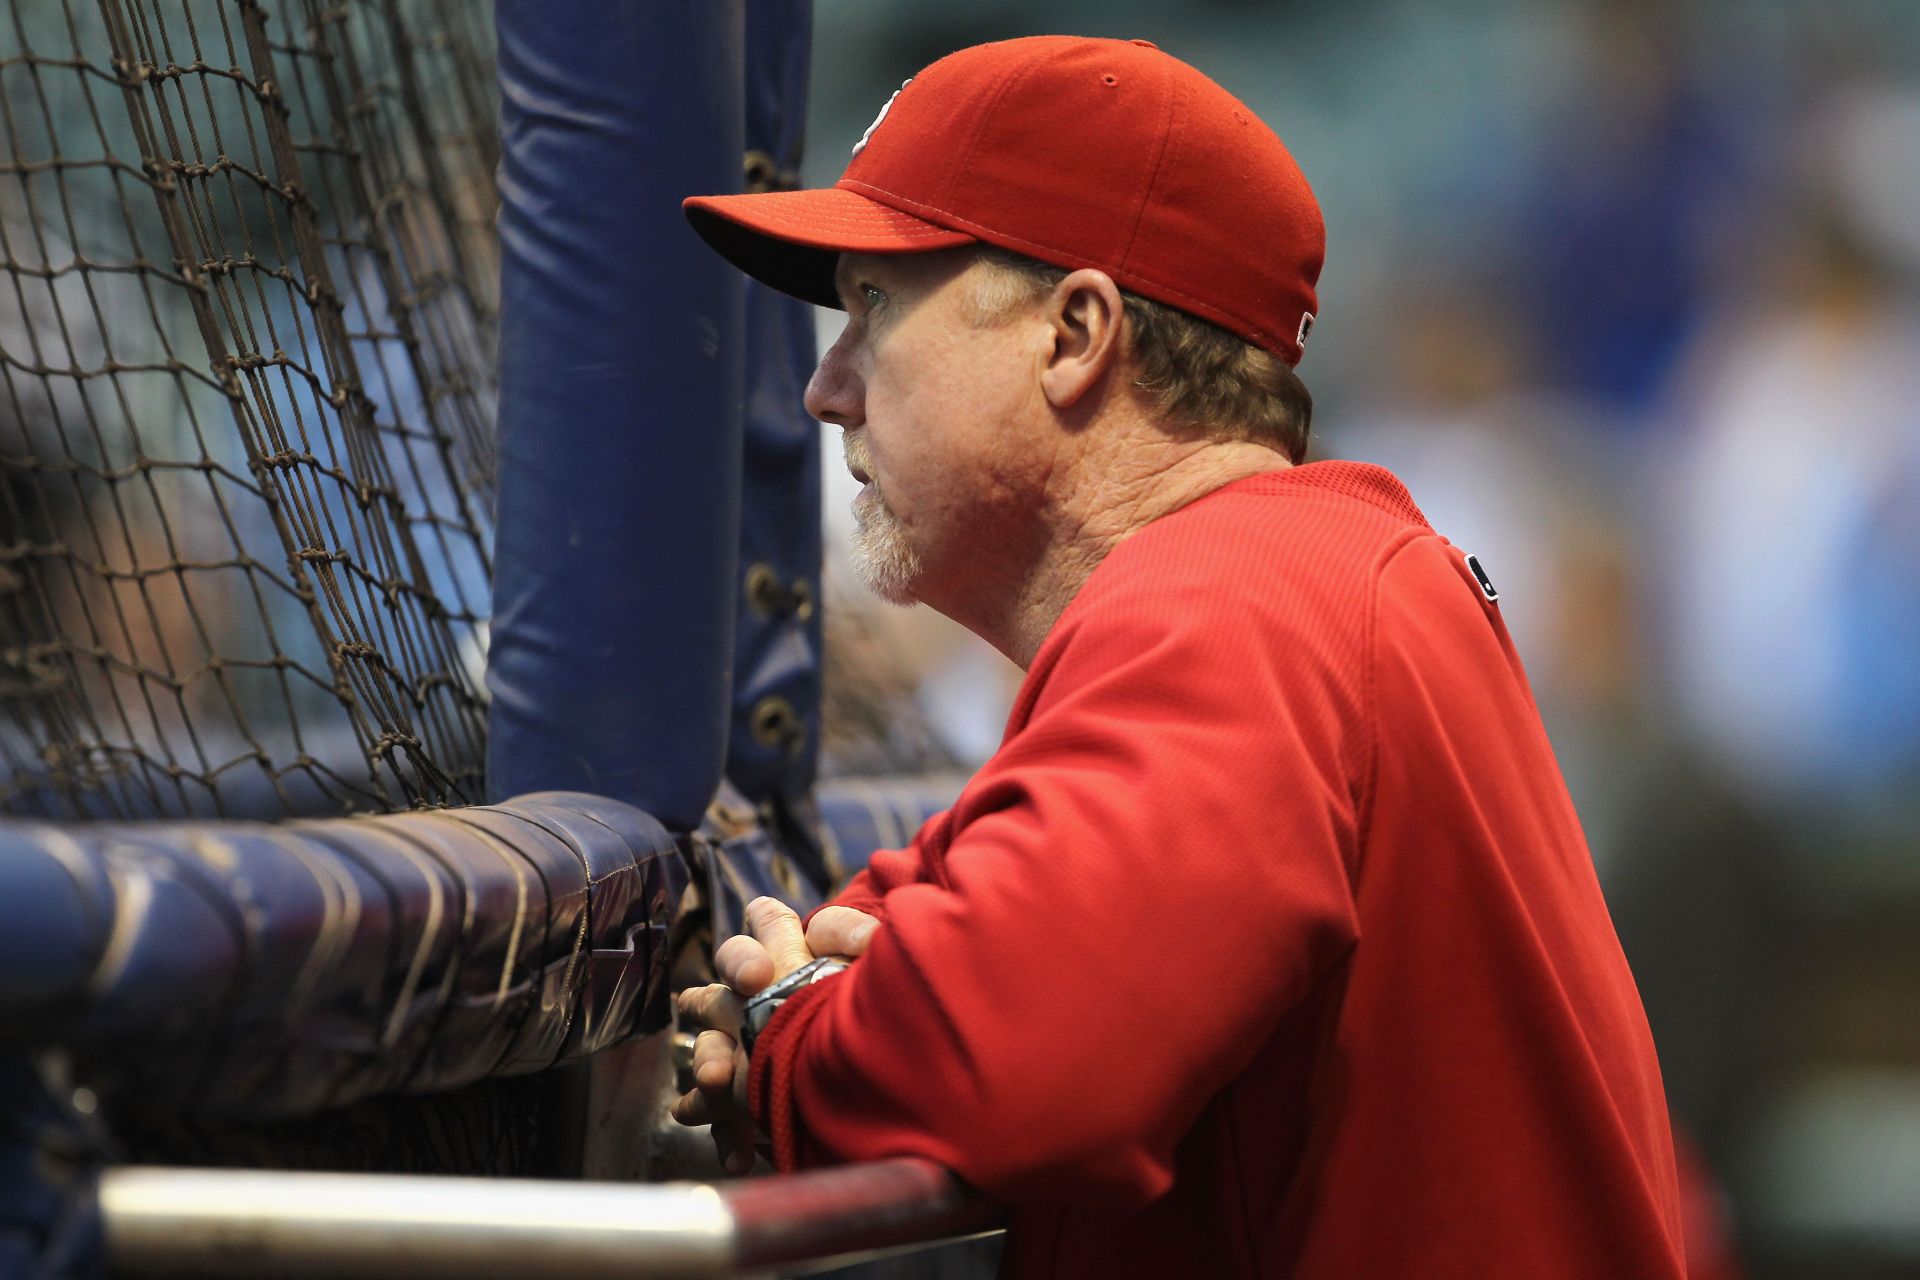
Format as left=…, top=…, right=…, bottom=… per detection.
left=806, top=250, right=1049, bottom=611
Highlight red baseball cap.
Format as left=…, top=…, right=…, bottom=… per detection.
left=684, top=36, right=1325, bottom=365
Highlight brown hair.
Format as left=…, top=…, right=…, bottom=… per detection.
left=969, top=247, right=1313, bottom=463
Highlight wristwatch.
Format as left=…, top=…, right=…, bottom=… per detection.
left=740, top=956, right=849, bottom=1054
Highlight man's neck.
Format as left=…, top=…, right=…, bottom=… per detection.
left=976, top=438, right=1292, bottom=668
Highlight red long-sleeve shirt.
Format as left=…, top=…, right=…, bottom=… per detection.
left=751, top=461, right=1685, bottom=1278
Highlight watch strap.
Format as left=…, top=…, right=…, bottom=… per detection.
left=741, top=957, right=849, bottom=1054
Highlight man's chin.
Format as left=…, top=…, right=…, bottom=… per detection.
left=850, top=548, right=923, bottom=607
left=857, top=573, right=920, bottom=607
left=850, top=517, right=923, bottom=607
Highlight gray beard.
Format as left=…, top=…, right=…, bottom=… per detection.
left=850, top=484, right=923, bottom=606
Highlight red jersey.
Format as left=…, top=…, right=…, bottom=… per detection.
left=751, top=461, right=1685, bottom=1278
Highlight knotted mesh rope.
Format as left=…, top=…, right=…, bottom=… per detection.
left=1, top=0, right=498, bottom=819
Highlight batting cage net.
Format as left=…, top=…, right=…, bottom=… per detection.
left=0, top=0, right=943, bottom=1216
left=0, top=0, right=498, bottom=822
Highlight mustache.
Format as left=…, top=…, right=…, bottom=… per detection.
left=842, top=432, right=872, bottom=478
left=837, top=433, right=875, bottom=487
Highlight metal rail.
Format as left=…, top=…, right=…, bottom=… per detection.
left=99, top=1158, right=1002, bottom=1278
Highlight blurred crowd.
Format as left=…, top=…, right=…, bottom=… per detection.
left=806, top=2, right=1920, bottom=1276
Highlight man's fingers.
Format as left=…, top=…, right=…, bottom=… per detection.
left=678, top=912, right=793, bottom=1180
left=685, top=1023, right=757, bottom=1178
left=744, top=896, right=814, bottom=979
left=806, top=906, right=880, bottom=959
left=693, top=1029, right=738, bottom=1094
left=674, top=1085, right=756, bottom=1176
left=671, top=1088, right=713, bottom=1127
left=715, top=934, right=777, bottom=996
left=677, top=983, right=744, bottom=1038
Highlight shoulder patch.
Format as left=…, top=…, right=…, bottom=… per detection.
left=1464, top=552, right=1499, bottom=602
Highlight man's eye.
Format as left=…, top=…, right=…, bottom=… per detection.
left=860, top=283, right=886, bottom=309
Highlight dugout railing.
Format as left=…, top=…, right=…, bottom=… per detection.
left=97, top=1158, right=1002, bottom=1277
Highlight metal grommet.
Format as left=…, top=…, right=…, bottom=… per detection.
left=746, top=565, right=815, bottom=621
left=745, top=562, right=783, bottom=615
left=750, top=695, right=803, bottom=753
left=742, top=150, right=799, bottom=194
left=743, top=149, right=777, bottom=193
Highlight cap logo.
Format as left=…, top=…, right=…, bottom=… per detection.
left=852, top=78, right=911, bottom=158
left=1296, top=311, right=1316, bottom=349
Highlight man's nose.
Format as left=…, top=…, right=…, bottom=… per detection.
left=803, top=331, right=862, bottom=428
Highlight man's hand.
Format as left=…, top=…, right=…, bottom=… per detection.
left=715, top=896, right=817, bottom=997
left=672, top=981, right=756, bottom=1174
left=671, top=897, right=880, bottom=1175
left=805, top=904, right=882, bottom=961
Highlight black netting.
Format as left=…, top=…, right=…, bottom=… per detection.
left=0, top=0, right=498, bottom=819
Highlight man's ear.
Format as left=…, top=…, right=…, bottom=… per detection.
left=1039, top=269, right=1126, bottom=410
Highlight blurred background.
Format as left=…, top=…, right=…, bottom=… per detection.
left=1, top=0, right=1912, bottom=1272
left=805, top=2, right=1920, bottom=1277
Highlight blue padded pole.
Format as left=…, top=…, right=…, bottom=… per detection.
left=489, top=0, right=745, bottom=827
left=0, top=795, right=683, bottom=1116
left=729, top=0, right=823, bottom=806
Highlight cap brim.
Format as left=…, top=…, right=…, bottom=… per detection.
left=683, top=186, right=977, bottom=309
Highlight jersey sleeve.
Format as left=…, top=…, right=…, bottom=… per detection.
left=816, top=809, right=954, bottom=922
left=751, top=549, right=1369, bottom=1208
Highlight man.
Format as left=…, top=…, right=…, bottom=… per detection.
left=674, top=36, right=1686, bottom=1278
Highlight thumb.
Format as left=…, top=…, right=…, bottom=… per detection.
left=806, top=906, right=879, bottom=959
left=743, top=897, right=813, bottom=979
